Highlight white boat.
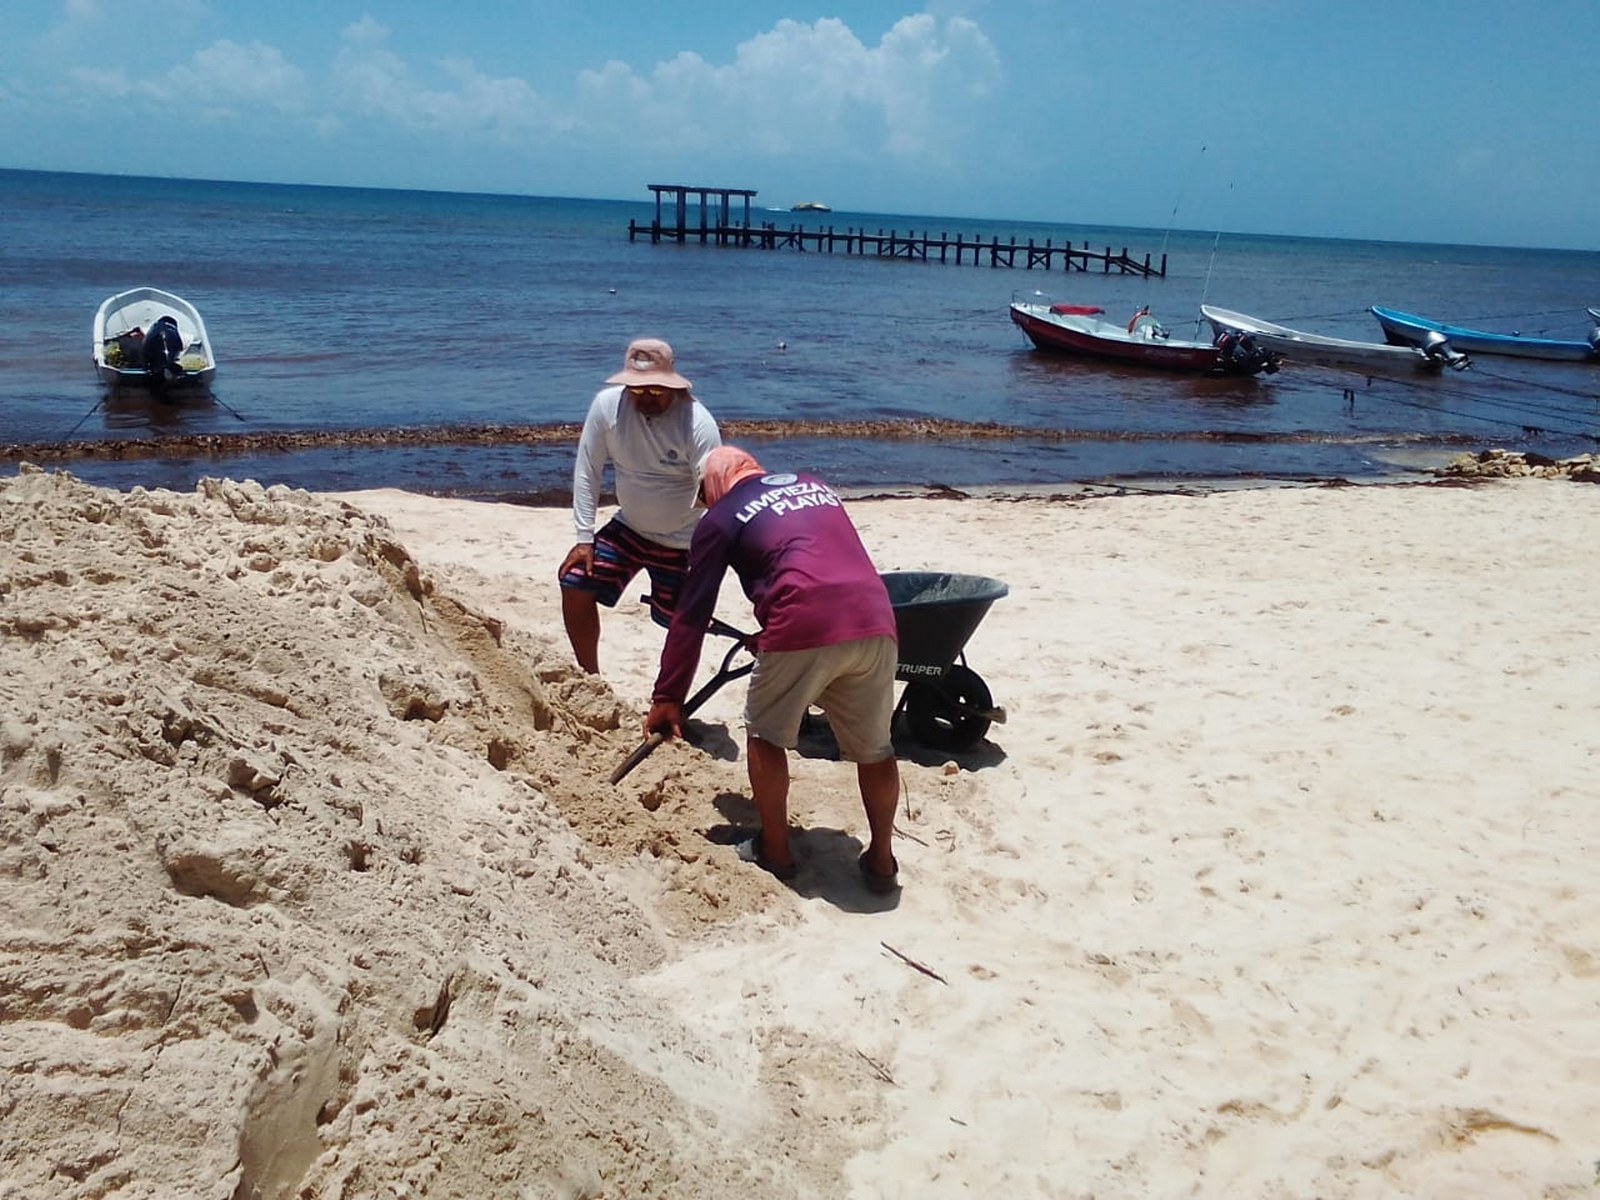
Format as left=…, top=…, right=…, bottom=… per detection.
left=93, top=287, right=217, bottom=393
left=1201, top=305, right=1469, bottom=374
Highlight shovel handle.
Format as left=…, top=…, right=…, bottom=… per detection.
left=609, top=620, right=756, bottom=786
left=609, top=731, right=666, bottom=785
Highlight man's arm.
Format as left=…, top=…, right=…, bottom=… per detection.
left=690, top=401, right=722, bottom=466
left=650, top=517, right=732, bottom=712
left=571, top=392, right=611, bottom=543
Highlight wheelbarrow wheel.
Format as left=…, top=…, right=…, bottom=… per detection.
left=904, top=664, right=993, bottom=751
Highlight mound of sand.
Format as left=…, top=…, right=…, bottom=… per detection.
left=0, top=465, right=880, bottom=1199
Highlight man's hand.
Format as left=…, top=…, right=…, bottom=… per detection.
left=645, top=700, right=683, bottom=741
left=559, top=543, right=594, bottom=579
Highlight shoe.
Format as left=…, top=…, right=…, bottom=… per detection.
left=858, top=851, right=900, bottom=895
left=736, top=833, right=798, bottom=881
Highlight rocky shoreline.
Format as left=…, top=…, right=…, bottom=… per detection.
left=1439, top=449, right=1600, bottom=482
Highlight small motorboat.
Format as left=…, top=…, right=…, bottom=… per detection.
left=1202, top=305, right=1468, bottom=374
left=93, top=287, right=218, bottom=395
left=1009, top=301, right=1280, bottom=376
left=1370, top=305, right=1598, bottom=363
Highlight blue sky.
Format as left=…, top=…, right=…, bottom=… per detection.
left=2, top=1, right=1593, bottom=249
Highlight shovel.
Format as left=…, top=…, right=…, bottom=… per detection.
left=609, top=618, right=755, bottom=785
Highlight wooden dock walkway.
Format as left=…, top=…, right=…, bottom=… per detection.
left=629, top=183, right=1166, bottom=277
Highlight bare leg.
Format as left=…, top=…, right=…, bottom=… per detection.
left=746, top=734, right=796, bottom=872
left=857, top=756, right=899, bottom=877
left=561, top=588, right=601, bottom=674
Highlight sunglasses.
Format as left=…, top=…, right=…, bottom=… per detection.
left=629, top=385, right=674, bottom=399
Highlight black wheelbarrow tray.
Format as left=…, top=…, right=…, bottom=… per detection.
left=610, top=571, right=1007, bottom=783
left=880, top=571, right=1009, bottom=752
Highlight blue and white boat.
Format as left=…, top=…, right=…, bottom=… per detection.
left=1370, top=305, right=1598, bottom=363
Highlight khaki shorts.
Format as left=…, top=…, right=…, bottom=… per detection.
left=745, top=636, right=897, bottom=763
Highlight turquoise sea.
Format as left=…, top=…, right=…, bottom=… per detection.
left=3, top=167, right=1597, bottom=499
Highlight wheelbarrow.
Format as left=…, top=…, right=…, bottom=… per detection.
left=880, top=571, right=1009, bottom=752
left=609, top=572, right=1007, bottom=783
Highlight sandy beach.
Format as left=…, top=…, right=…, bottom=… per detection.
left=3, top=463, right=1598, bottom=1199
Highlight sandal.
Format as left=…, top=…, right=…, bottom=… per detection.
left=858, top=851, right=900, bottom=895
left=736, top=834, right=798, bottom=881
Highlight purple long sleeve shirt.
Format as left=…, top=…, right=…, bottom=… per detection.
left=652, top=472, right=897, bottom=706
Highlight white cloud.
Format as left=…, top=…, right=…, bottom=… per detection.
left=341, top=15, right=389, bottom=47
left=61, top=40, right=305, bottom=119
left=19, top=10, right=1000, bottom=184
left=159, top=40, right=309, bottom=117
left=49, top=0, right=210, bottom=48
left=329, top=23, right=554, bottom=139
left=65, top=64, right=133, bottom=99
left=574, top=16, right=1001, bottom=166
left=37, top=0, right=112, bottom=62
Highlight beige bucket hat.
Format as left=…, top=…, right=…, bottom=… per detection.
left=605, top=338, right=692, bottom=390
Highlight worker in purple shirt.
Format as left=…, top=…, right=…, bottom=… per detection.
left=646, top=446, right=902, bottom=894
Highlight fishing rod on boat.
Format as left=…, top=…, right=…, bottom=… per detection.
left=1157, top=144, right=1206, bottom=264
left=1197, top=177, right=1238, bottom=316
left=1139, top=145, right=1210, bottom=333
left=1178, top=217, right=1230, bottom=342
left=1199, top=226, right=1224, bottom=309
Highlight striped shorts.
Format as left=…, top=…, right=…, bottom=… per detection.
left=559, top=518, right=687, bottom=627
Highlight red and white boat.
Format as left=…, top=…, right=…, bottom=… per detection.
left=1009, top=300, right=1280, bottom=376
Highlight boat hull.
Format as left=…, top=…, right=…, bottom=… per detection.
left=1370, top=305, right=1597, bottom=363
left=93, top=286, right=218, bottom=392
left=1201, top=305, right=1464, bottom=373
left=94, top=363, right=218, bottom=390
left=1009, top=303, right=1264, bottom=374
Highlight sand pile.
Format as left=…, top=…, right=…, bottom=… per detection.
left=0, top=465, right=875, bottom=1199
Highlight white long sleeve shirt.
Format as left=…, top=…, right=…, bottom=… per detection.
left=571, top=386, right=722, bottom=550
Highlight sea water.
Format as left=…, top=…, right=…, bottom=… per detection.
left=3, top=168, right=1596, bottom=498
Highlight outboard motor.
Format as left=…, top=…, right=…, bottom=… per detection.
left=1214, top=330, right=1280, bottom=376
left=1421, top=329, right=1471, bottom=371
left=142, top=314, right=186, bottom=393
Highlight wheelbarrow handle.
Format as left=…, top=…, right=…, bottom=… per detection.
left=609, top=623, right=755, bottom=785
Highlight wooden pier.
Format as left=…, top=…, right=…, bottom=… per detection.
left=630, top=184, right=1166, bottom=277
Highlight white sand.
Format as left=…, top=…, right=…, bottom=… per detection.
left=2, top=464, right=1597, bottom=1199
